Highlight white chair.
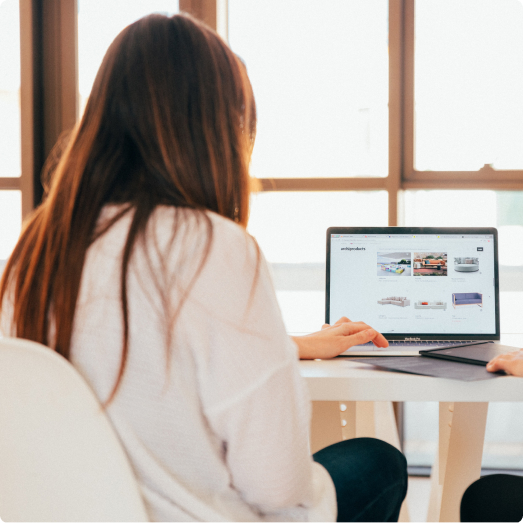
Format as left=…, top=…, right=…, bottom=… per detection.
left=0, top=337, right=148, bottom=522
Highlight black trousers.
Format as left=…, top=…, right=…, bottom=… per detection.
left=461, top=474, right=523, bottom=522
left=313, top=438, right=408, bottom=522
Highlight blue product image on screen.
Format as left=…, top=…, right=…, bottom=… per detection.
left=452, top=292, right=483, bottom=308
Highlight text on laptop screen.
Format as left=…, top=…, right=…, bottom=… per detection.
left=329, top=233, right=496, bottom=335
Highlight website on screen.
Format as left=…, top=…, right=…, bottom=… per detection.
left=329, top=234, right=496, bottom=335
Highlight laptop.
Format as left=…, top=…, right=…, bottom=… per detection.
left=325, top=227, right=500, bottom=356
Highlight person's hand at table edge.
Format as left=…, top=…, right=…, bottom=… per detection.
left=487, top=348, right=523, bottom=376
left=292, top=316, right=389, bottom=360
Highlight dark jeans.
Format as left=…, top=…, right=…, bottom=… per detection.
left=313, top=438, right=408, bottom=522
left=461, top=474, right=523, bottom=522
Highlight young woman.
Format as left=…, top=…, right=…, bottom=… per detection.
left=0, top=14, right=407, bottom=521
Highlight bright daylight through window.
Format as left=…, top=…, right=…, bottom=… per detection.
left=229, top=0, right=389, bottom=179
left=415, top=1, right=523, bottom=171
left=77, top=0, right=179, bottom=115
left=0, top=0, right=22, bottom=264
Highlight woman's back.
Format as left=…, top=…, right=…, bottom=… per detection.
left=70, top=205, right=334, bottom=521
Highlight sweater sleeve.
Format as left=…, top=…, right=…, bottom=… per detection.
left=205, top=349, right=336, bottom=521
left=179, top=214, right=336, bottom=521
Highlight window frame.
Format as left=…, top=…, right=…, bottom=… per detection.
left=401, top=0, right=523, bottom=189
left=6, top=0, right=77, bottom=219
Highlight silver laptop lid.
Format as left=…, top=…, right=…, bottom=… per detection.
left=326, top=227, right=500, bottom=341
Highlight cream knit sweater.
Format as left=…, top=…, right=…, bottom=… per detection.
left=2, top=206, right=336, bottom=522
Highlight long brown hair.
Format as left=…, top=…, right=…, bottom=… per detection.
left=0, top=13, right=257, bottom=401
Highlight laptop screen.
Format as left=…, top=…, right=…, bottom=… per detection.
left=326, top=228, right=499, bottom=338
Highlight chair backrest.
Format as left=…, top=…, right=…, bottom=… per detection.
left=0, top=337, right=148, bottom=522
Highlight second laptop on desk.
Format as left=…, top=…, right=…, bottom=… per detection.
left=326, top=226, right=502, bottom=356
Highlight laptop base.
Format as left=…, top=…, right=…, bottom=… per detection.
left=339, top=340, right=491, bottom=357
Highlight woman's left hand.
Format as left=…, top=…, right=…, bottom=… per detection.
left=486, top=348, right=523, bottom=376
left=291, top=316, right=389, bottom=360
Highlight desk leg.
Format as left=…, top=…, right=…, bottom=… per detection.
left=427, top=402, right=488, bottom=522
left=427, top=402, right=452, bottom=522
left=310, top=401, right=344, bottom=454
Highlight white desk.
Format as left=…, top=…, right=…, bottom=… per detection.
left=301, top=338, right=523, bottom=522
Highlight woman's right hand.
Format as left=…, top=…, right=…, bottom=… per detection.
left=486, top=348, right=523, bottom=376
left=292, top=316, right=388, bottom=360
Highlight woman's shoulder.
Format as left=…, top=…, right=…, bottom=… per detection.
left=96, top=204, right=256, bottom=259
left=147, top=206, right=259, bottom=266
left=149, top=207, right=269, bottom=320
left=151, top=205, right=252, bottom=240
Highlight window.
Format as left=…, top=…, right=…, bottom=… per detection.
left=414, top=0, right=523, bottom=172
left=0, top=0, right=22, bottom=264
left=229, top=0, right=389, bottom=179
left=0, top=0, right=21, bottom=179
left=0, top=190, right=21, bottom=262
left=78, top=0, right=179, bottom=114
